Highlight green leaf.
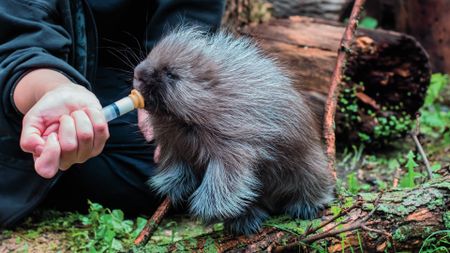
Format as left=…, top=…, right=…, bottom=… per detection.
left=425, top=73, right=449, bottom=106
left=111, top=209, right=124, bottom=222
left=359, top=17, right=378, bottom=29
left=405, top=151, right=418, bottom=170
left=400, top=151, right=418, bottom=188
left=431, top=163, right=442, bottom=172
left=347, top=172, right=360, bottom=194
left=111, top=238, right=124, bottom=251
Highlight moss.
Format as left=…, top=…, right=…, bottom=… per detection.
left=430, top=180, right=450, bottom=190
left=358, top=192, right=378, bottom=202
left=427, top=197, right=445, bottom=210
left=374, top=185, right=447, bottom=218
left=362, top=203, right=375, bottom=211
left=203, top=237, right=218, bottom=253
left=444, top=212, right=450, bottom=229
left=392, top=225, right=411, bottom=242
left=423, top=226, right=437, bottom=238
left=396, top=205, right=408, bottom=215
left=264, top=216, right=318, bottom=235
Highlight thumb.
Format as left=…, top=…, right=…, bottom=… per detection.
left=20, top=114, right=47, bottom=153
left=34, top=133, right=61, bottom=179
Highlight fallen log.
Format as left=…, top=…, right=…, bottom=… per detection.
left=240, top=16, right=431, bottom=146
left=159, top=171, right=450, bottom=252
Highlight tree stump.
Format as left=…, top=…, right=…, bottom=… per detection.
left=240, top=16, right=431, bottom=146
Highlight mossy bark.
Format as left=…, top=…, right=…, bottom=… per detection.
left=156, top=173, right=449, bottom=252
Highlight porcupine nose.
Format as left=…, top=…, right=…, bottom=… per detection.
left=133, top=62, right=146, bottom=90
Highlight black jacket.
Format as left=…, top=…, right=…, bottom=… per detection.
left=0, top=0, right=224, bottom=228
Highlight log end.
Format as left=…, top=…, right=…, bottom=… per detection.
left=337, top=30, right=431, bottom=146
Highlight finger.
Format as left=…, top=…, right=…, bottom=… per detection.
left=34, top=133, right=61, bottom=178
left=85, top=107, right=109, bottom=157
left=58, top=115, right=78, bottom=170
left=42, top=122, right=60, bottom=137
left=20, top=114, right=45, bottom=153
left=138, top=109, right=154, bottom=141
left=71, top=110, right=94, bottom=162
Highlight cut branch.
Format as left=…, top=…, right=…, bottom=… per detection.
left=323, top=0, right=366, bottom=177
left=134, top=197, right=171, bottom=246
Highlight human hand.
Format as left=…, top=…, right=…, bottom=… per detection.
left=20, top=84, right=110, bottom=178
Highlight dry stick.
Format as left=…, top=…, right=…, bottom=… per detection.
left=305, top=198, right=362, bottom=236
left=323, top=0, right=366, bottom=179
left=411, top=114, right=433, bottom=180
left=392, top=166, right=402, bottom=188
left=134, top=197, right=171, bottom=246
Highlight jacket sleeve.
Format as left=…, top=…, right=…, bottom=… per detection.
left=0, top=0, right=90, bottom=122
left=145, top=0, right=226, bottom=50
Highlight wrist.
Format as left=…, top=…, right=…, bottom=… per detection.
left=13, top=69, right=75, bottom=114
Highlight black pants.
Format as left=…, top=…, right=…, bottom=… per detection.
left=0, top=69, right=161, bottom=228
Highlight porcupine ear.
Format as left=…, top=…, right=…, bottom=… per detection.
left=188, top=158, right=261, bottom=222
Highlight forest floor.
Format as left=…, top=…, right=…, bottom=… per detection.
left=0, top=74, right=449, bottom=252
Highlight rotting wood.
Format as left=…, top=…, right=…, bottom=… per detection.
left=240, top=16, right=431, bottom=146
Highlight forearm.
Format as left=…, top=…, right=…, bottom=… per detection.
left=13, top=69, right=74, bottom=114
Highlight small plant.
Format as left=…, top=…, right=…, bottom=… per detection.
left=75, top=201, right=147, bottom=252
left=420, top=74, right=450, bottom=140
left=359, top=16, right=378, bottom=29
left=399, top=151, right=420, bottom=188
left=424, top=73, right=450, bottom=106
left=419, top=230, right=450, bottom=253
left=373, top=114, right=413, bottom=139
left=347, top=172, right=360, bottom=194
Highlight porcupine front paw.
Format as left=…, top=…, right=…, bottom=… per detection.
left=224, top=207, right=269, bottom=235
left=150, top=160, right=198, bottom=204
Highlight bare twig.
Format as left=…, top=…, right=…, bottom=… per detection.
left=393, top=166, right=401, bottom=188
left=410, top=114, right=433, bottom=180
left=134, top=197, right=171, bottom=246
left=305, top=198, right=362, bottom=236
left=361, top=225, right=391, bottom=238
left=323, top=0, right=366, bottom=178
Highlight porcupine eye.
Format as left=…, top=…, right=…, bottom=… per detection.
left=163, top=67, right=178, bottom=81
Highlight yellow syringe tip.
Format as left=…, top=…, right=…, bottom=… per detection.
left=129, top=89, right=145, bottom=109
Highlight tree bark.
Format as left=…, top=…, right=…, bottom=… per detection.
left=161, top=172, right=450, bottom=252
left=267, top=0, right=351, bottom=21
left=222, top=0, right=272, bottom=31
left=240, top=16, right=431, bottom=146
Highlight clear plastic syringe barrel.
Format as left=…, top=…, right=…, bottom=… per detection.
left=101, top=89, right=144, bottom=122
left=102, top=96, right=136, bottom=122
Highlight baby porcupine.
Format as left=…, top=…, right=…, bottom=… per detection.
left=134, top=27, right=335, bottom=235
